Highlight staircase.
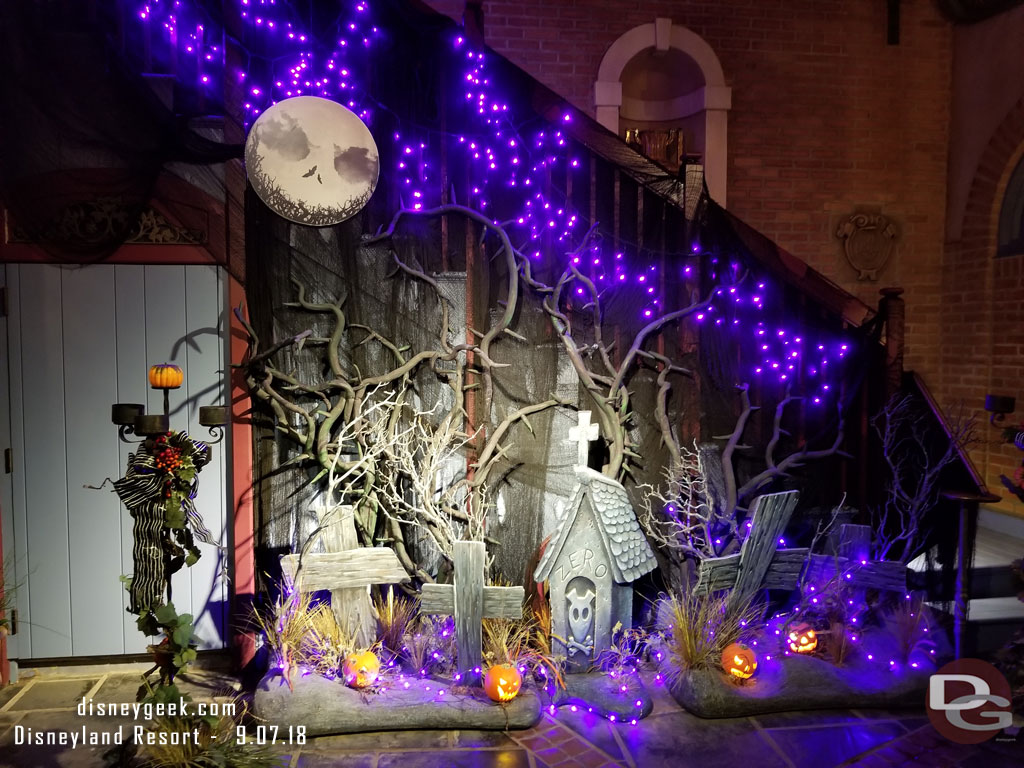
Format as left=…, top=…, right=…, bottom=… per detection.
left=902, top=374, right=1024, bottom=657
left=962, top=511, right=1024, bottom=655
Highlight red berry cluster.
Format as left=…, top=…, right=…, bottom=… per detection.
left=152, top=435, right=183, bottom=473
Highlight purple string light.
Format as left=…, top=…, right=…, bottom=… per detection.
left=133, top=0, right=856, bottom=407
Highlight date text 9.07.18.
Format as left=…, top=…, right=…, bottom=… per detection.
left=236, top=725, right=307, bottom=745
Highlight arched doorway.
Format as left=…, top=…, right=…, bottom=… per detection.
left=595, top=18, right=731, bottom=205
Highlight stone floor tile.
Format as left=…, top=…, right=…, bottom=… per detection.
left=0, top=683, right=23, bottom=709
left=8, top=678, right=97, bottom=710
left=0, top=720, right=20, bottom=748
left=895, top=717, right=929, bottom=733
left=888, top=738, right=926, bottom=758
left=616, top=711, right=789, bottom=768
left=377, top=749, right=531, bottom=768
left=845, top=754, right=895, bottom=768
left=869, top=745, right=912, bottom=764
left=560, top=739, right=595, bottom=757
left=0, top=743, right=111, bottom=768
left=534, top=745, right=576, bottom=765
left=305, top=729, right=452, bottom=751
left=978, top=731, right=1024, bottom=759
left=520, top=729, right=552, bottom=741
left=551, top=707, right=625, bottom=760
left=637, top=672, right=679, bottom=715
left=931, top=752, right=970, bottom=767
left=753, top=709, right=864, bottom=729
left=956, top=748, right=1021, bottom=768
left=518, top=733, right=556, bottom=751
left=762, top=721, right=905, bottom=768
left=852, top=708, right=928, bottom=721
left=543, top=725, right=578, bottom=746
left=576, top=751, right=620, bottom=768
left=449, top=729, right=519, bottom=748
left=560, top=759, right=616, bottom=768
left=90, top=673, right=146, bottom=704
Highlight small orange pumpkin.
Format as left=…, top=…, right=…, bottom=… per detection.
left=342, top=650, right=380, bottom=689
left=721, top=642, right=757, bottom=679
left=149, top=364, right=184, bottom=389
left=483, top=664, right=522, bottom=702
left=788, top=622, right=818, bottom=654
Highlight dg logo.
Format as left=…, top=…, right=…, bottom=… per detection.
left=927, top=658, right=1014, bottom=744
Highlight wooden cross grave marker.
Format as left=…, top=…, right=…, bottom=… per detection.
left=568, top=410, right=599, bottom=468
left=694, top=490, right=808, bottom=609
left=419, top=540, right=524, bottom=683
left=802, top=524, right=907, bottom=593
left=281, top=506, right=409, bottom=647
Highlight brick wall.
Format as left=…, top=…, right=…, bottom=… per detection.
left=942, top=6, right=1024, bottom=516
left=422, top=0, right=952, bottom=389
left=423, top=2, right=1024, bottom=517
left=945, top=96, right=1024, bottom=514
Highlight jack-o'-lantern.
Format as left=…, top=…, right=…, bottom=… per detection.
left=149, top=364, right=184, bottom=389
left=342, top=650, right=381, bottom=688
left=483, top=664, right=522, bottom=702
left=721, top=642, right=757, bottom=679
left=788, top=622, right=818, bottom=653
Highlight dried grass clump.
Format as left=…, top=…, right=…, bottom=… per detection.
left=250, top=590, right=357, bottom=682
left=374, top=586, right=418, bottom=658
left=530, top=597, right=553, bottom=658
left=483, top=608, right=564, bottom=690
left=657, top=591, right=760, bottom=679
left=596, top=623, right=651, bottom=678
left=298, top=603, right=355, bottom=676
left=403, top=614, right=456, bottom=676
left=825, top=619, right=853, bottom=665
left=885, top=594, right=935, bottom=664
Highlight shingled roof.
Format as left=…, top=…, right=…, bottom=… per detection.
left=534, top=467, right=657, bottom=584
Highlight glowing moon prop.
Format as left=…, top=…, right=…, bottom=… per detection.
left=245, top=96, right=379, bottom=226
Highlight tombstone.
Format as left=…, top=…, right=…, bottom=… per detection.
left=694, top=491, right=808, bottom=609
left=419, top=540, right=524, bottom=683
left=802, top=523, right=907, bottom=592
left=533, top=412, right=658, bottom=672
left=281, top=506, right=409, bottom=647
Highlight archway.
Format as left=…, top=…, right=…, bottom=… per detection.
left=595, top=18, right=731, bottom=205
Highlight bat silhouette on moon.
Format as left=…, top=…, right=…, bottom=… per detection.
left=245, top=96, right=380, bottom=226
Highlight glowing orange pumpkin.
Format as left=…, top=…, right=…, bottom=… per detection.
left=483, top=664, right=522, bottom=702
left=788, top=622, right=818, bottom=653
left=721, top=642, right=757, bottom=679
left=342, top=650, right=380, bottom=688
left=149, top=364, right=184, bottom=389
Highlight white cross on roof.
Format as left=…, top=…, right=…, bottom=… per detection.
left=567, top=410, right=599, bottom=468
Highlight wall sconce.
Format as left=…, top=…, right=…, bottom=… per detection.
left=984, top=394, right=1016, bottom=426
left=111, top=364, right=228, bottom=444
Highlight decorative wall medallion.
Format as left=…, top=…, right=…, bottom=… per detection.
left=245, top=96, right=379, bottom=227
left=835, top=211, right=898, bottom=281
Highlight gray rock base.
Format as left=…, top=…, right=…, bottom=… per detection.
left=668, top=654, right=931, bottom=719
left=555, top=672, right=654, bottom=720
left=254, top=671, right=543, bottom=736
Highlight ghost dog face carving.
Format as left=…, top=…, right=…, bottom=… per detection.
left=565, top=576, right=596, bottom=655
